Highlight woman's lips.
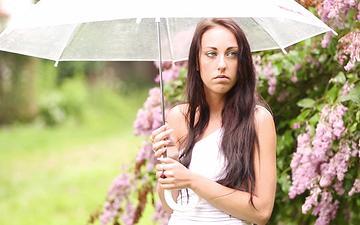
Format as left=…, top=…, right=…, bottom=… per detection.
left=214, top=75, right=230, bottom=80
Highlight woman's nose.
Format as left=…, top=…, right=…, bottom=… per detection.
left=217, top=55, right=226, bottom=71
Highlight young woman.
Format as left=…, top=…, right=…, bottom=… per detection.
left=150, top=18, right=277, bottom=225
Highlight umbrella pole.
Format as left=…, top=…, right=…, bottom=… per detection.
left=156, top=18, right=167, bottom=158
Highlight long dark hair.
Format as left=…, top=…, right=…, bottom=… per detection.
left=178, top=18, right=268, bottom=210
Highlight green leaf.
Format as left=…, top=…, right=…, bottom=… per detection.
left=330, top=72, right=346, bottom=84
left=278, top=172, right=291, bottom=193
left=325, top=85, right=339, bottom=103
left=309, top=113, right=320, bottom=126
left=297, top=109, right=311, bottom=121
left=349, top=122, right=358, bottom=133
left=339, top=84, right=360, bottom=104
left=297, top=98, right=316, bottom=108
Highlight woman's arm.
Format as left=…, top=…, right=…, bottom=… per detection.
left=155, top=104, right=187, bottom=213
left=189, top=107, right=277, bottom=225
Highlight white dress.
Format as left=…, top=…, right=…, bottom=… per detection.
left=167, top=128, right=253, bottom=225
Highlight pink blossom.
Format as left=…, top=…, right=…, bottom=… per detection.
left=133, top=88, right=164, bottom=136
left=313, top=191, right=339, bottom=225
left=289, top=131, right=317, bottom=198
left=333, top=180, right=345, bottom=195
left=154, top=66, right=180, bottom=83
left=341, top=81, right=355, bottom=96
left=261, top=62, right=277, bottom=95
left=317, top=0, right=357, bottom=28
left=320, top=141, right=352, bottom=188
left=290, top=74, right=298, bottom=83
left=153, top=61, right=173, bottom=70
left=321, top=32, right=334, bottom=48
left=317, top=0, right=357, bottom=47
left=121, top=202, right=136, bottom=225
left=136, top=142, right=152, bottom=163
left=292, top=122, right=301, bottom=130
left=290, top=104, right=348, bottom=199
left=337, top=31, right=360, bottom=71
left=302, top=186, right=321, bottom=214
left=348, top=179, right=360, bottom=196
left=153, top=201, right=171, bottom=225
left=100, top=174, right=132, bottom=225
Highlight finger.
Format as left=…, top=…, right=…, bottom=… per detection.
left=152, top=139, right=175, bottom=152
left=157, top=157, right=177, bottom=164
left=154, top=147, right=167, bottom=158
left=158, top=177, right=176, bottom=184
left=151, top=124, right=169, bottom=140
left=155, top=163, right=173, bottom=171
left=159, top=184, right=177, bottom=190
left=156, top=170, right=174, bottom=178
left=154, top=128, right=175, bottom=143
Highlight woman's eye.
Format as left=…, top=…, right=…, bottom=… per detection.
left=227, top=51, right=238, bottom=57
left=206, top=52, right=217, bottom=57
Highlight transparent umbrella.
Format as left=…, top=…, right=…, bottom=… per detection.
left=0, top=0, right=335, bottom=212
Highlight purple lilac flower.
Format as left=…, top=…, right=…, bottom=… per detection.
left=289, top=131, right=317, bottom=198
left=121, top=202, right=136, bottom=225
left=319, top=141, right=352, bottom=187
left=337, top=31, right=360, bottom=71
left=313, top=191, right=339, bottom=225
left=136, top=142, right=153, bottom=163
left=289, top=104, right=348, bottom=199
left=153, top=201, right=171, bottom=225
left=341, top=81, right=355, bottom=96
left=133, top=88, right=163, bottom=136
left=302, top=185, right=321, bottom=214
left=154, top=66, right=180, bottom=83
left=261, top=62, right=277, bottom=95
left=317, top=0, right=357, bottom=47
left=100, top=174, right=132, bottom=225
left=348, top=179, right=360, bottom=196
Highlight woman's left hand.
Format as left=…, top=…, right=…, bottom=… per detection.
left=156, top=157, right=194, bottom=190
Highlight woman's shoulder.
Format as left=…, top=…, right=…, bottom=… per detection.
left=166, top=103, right=188, bottom=140
left=254, top=104, right=275, bottom=131
left=255, top=104, right=273, bottom=118
left=166, top=103, right=188, bottom=120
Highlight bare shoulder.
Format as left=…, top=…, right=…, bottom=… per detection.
left=165, top=103, right=188, bottom=141
left=254, top=105, right=276, bottom=135
left=255, top=105, right=274, bottom=124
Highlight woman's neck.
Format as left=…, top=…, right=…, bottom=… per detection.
left=205, top=91, right=225, bottom=120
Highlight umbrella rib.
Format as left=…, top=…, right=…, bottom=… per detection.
left=251, top=17, right=287, bottom=54
left=54, top=24, right=82, bottom=67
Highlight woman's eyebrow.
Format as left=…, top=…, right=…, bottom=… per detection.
left=204, top=46, right=239, bottom=50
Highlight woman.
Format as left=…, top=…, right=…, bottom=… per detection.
left=150, top=18, right=277, bottom=225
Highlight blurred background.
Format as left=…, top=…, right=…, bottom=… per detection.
left=0, top=0, right=158, bottom=224
left=1, top=1, right=359, bottom=225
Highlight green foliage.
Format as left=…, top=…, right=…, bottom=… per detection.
left=153, top=16, right=360, bottom=225
left=256, top=32, right=359, bottom=225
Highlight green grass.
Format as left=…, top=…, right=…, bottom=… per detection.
left=0, top=88, right=157, bottom=225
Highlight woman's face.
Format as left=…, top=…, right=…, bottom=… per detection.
left=198, top=25, right=238, bottom=97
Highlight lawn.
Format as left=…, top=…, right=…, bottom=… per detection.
left=0, top=88, right=157, bottom=225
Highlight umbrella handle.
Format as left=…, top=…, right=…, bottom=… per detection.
left=164, top=189, right=201, bottom=212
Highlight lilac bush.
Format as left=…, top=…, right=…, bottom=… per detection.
left=89, top=1, right=359, bottom=224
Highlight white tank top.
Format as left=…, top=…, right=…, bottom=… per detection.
left=167, top=128, right=252, bottom=225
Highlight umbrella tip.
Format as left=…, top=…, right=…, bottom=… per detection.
left=54, top=61, right=59, bottom=67
left=331, top=29, right=338, bottom=36
left=281, top=48, right=288, bottom=54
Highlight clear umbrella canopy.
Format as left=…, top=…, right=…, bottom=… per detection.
left=0, top=0, right=335, bottom=63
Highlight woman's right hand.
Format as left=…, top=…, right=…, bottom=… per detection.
left=150, top=124, right=176, bottom=158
